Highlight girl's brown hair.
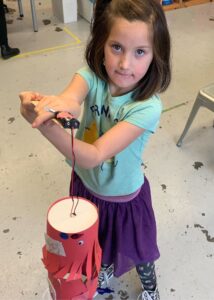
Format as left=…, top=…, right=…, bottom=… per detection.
left=85, top=0, right=171, bottom=100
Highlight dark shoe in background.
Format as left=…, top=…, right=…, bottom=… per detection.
left=1, top=45, right=20, bottom=59
left=3, top=4, right=9, bottom=14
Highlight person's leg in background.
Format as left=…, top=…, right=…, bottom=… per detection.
left=0, top=0, right=20, bottom=59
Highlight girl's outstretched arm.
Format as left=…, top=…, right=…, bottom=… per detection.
left=20, top=77, right=144, bottom=169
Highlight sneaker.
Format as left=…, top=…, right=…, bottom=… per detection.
left=137, top=287, right=160, bottom=300
left=93, top=264, right=114, bottom=298
left=97, top=264, right=114, bottom=288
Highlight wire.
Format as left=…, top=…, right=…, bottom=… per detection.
left=70, top=127, right=79, bottom=217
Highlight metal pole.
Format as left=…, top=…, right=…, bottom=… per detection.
left=30, top=0, right=38, bottom=32
left=17, top=0, right=24, bottom=17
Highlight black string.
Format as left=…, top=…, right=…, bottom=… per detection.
left=70, top=127, right=79, bottom=217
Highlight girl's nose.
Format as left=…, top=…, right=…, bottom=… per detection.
left=119, top=54, right=130, bottom=70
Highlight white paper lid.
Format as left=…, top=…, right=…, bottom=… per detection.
left=48, top=197, right=98, bottom=233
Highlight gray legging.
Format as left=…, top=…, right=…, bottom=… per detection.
left=136, top=262, right=157, bottom=291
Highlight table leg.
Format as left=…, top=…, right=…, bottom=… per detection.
left=30, top=0, right=38, bottom=32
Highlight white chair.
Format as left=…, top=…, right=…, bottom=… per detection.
left=176, top=83, right=214, bottom=147
left=17, top=0, right=38, bottom=32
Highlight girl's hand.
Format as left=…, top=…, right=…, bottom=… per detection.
left=28, top=94, right=81, bottom=128
left=32, top=95, right=70, bottom=128
left=19, top=92, right=78, bottom=128
left=19, top=91, right=43, bottom=125
left=19, top=91, right=57, bottom=127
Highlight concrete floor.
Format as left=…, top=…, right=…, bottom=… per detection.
left=0, top=1, right=214, bottom=300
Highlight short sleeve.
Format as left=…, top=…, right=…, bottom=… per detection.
left=76, top=66, right=95, bottom=90
left=120, top=96, right=163, bottom=133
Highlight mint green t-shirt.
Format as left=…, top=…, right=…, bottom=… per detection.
left=74, top=67, right=162, bottom=196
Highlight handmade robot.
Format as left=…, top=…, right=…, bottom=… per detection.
left=42, top=113, right=101, bottom=300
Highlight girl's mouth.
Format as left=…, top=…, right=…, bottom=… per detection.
left=116, top=71, right=132, bottom=77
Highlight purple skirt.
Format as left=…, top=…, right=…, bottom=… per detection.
left=70, top=173, right=160, bottom=277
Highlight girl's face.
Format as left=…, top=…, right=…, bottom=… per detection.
left=104, top=17, right=153, bottom=96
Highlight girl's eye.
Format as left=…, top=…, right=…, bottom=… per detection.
left=78, top=240, right=84, bottom=246
left=112, top=44, right=122, bottom=52
left=136, top=49, right=145, bottom=57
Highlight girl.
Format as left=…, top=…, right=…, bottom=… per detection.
left=20, top=1, right=171, bottom=299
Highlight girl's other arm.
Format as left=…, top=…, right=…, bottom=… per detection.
left=37, top=120, right=144, bottom=169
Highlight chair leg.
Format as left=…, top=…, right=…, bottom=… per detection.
left=176, top=95, right=202, bottom=147
left=17, top=0, right=38, bottom=32
left=17, top=0, right=24, bottom=17
left=30, top=0, right=38, bottom=32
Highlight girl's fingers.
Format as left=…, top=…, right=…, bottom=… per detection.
left=35, top=95, right=55, bottom=106
left=19, top=91, right=44, bottom=106
left=32, top=112, right=54, bottom=128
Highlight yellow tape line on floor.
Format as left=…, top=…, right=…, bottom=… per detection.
left=163, top=102, right=187, bottom=113
left=16, top=27, right=83, bottom=59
